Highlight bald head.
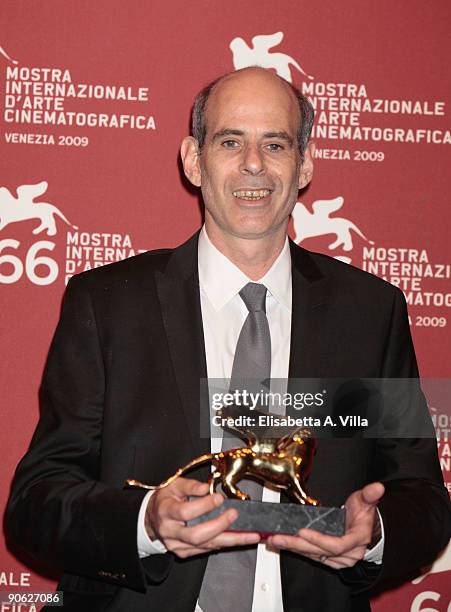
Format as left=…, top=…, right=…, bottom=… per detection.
left=192, top=67, right=314, bottom=159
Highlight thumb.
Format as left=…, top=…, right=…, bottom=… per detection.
left=361, top=482, right=385, bottom=507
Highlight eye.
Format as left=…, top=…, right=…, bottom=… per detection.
left=266, top=143, right=284, bottom=152
left=221, top=139, right=240, bottom=149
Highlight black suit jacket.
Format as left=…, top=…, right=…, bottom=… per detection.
left=5, top=233, right=450, bottom=612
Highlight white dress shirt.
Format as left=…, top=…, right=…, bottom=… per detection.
left=137, top=226, right=384, bottom=611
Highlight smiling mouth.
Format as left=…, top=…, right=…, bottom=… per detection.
left=232, top=189, right=273, bottom=201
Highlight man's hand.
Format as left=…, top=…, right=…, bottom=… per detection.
left=145, top=477, right=261, bottom=558
left=267, top=482, right=384, bottom=569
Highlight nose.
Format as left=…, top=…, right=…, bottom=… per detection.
left=239, top=143, right=265, bottom=176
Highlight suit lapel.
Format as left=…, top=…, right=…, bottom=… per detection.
left=154, top=232, right=210, bottom=456
left=288, top=240, right=331, bottom=380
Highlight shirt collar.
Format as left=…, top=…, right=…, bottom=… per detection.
left=198, top=226, right=292, bottom=312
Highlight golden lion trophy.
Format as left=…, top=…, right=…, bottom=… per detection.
left=126, top=405, right=345, bottom=536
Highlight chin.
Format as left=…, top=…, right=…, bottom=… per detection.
left=229, top=224, right=281, bottom=241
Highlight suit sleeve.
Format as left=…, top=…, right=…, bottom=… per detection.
left=5, top=275, right=173, bottom=592
left=340, top=287, right=451, bottom=591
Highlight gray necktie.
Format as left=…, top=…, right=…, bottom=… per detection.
left=199, top=283, right=271, bottom=612
left=230, top=282, right=271, bottom=393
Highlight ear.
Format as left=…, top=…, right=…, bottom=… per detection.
left=180, top=136, right=202, bottom=187
left=298, top=141, right=315, bottom=190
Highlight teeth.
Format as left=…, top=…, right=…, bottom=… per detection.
left=232, top=189, right=271, bottom=200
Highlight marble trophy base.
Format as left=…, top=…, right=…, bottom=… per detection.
left=188, top=499, right=346, bottom=537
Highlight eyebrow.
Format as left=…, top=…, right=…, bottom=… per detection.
left=211, top=128, right=294, bottom=146
left=263, top=131, right=293, bottom=145
left=211, top=128, right=244, bottom=141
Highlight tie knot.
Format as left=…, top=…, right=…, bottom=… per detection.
left=239, top=282, right=267, bottom=313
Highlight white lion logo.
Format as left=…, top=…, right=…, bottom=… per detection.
left=230, top=32, right=313, bottom=83
left=0, top=181, right=77, bottom=236
left=292, top=197, right=373, bottom=263
left=0, top=43, right=17, bottom=64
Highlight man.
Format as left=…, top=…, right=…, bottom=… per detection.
left=6, top=68, right=450, bottom=612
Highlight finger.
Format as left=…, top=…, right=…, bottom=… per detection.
left=322, top=551, right=366, bottom=569
left=300, top=554, right=351, bottom=570
left=337, top=548, right=367, bottom=563
left=194, top=530, right=261, bottom=552
left=167, top=492, right=224, bottom=522
left=267, top=535, right=364, bottom=562
left=360, top=482, right=384, bottom=506
left=326, top=556, right=355, bottom=566
left=167, top=477, right=211, bottom=499
left=296, top=529, right=363, bottom=556
left=268, top=533, right=348, bottom=557
left=266, top=533, right=367, bottom=565
left=268, top=534, right=327, bottom=556
left=173, top=507, right=241, bottom=546
left=322, top=558, right=346, bottom=570
left=323, top=546, right=367, bottom=564
left=161, top=539, right=220, bottom=558
left=164, top=529, right=261, bottom=557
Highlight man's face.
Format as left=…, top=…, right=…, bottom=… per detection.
left=182, top=69, right=314, bottom=246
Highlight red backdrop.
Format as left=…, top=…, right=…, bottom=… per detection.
left=1, top=1, right=450, bottom=610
